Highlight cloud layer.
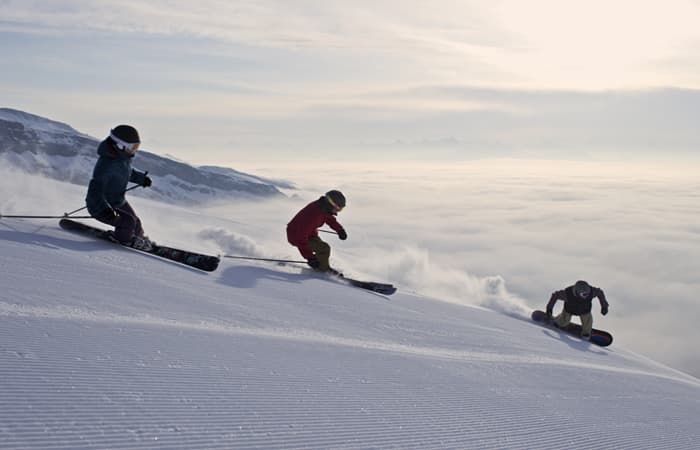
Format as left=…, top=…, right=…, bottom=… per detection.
left=203, top=159, right=700, bottom=378
left=2, top=159, right=700, bottom=379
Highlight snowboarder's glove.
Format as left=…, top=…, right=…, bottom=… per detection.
left=546, top=308, right=553, bottom=318
left=307, top=256, right=321, bottom=269
left=601, top=305, right=609, bottom=315
left=337, top=229, right=347, bottom=240
left=142, top=175, right=152, bottom=188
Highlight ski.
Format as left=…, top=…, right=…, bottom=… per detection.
left=531, top=309, right=613, bottom=347
left=59, top=218, right=220, bottom=272
left=325, top=269, right=397, bottom=295
left=299, top=267, right=396, bottom=295
left=343, top=278, right=397, bottom=295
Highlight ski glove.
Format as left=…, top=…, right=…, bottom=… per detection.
left=601, top=305, right=609, bottom=315
left=337, top=229, right=347, bottom=240
left=142, top=175, right=152, bottom=188
left=307, top=256, right=321, bottom=269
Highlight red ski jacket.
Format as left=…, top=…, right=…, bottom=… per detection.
left=287, top=198, right=345, bottom=259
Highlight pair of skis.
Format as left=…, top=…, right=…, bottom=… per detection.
left=59, top=218, right=220, bottom=272
left=58, top=219, right=396, bottom=295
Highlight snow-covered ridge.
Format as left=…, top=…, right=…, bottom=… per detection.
left=199, top=165, right=297, bottom=190
left=0, top=107, right=287, bottom=204
left=0, top=107, right=85, bottom=136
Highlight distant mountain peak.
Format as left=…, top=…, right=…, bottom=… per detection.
left=0, top=107, right=285, bottom=204
left=0, top=107, right=85, bottom=136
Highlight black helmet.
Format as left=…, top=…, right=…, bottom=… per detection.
left=574, top=280, right=591, bottom=298
left=110, top=125, right=141, bottom=153
left=325, top=190, right=346, bottom=211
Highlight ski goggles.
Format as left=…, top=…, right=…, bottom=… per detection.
left=122, top=142, right=140, bottom=156
left=326, top=195, right=344, bottom=212
left=110, top=133, right=140, bottom=155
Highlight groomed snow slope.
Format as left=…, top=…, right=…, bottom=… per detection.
left=1, top=219, right=699, bottom=449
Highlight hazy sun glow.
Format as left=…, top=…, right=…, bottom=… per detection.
left=495, top=1, right=700, bottom=87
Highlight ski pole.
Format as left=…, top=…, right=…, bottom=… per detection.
left=319, top=229, right=338, bottom=235
left=63, top=184, right=143, bottom=217
left=222, top=255, right=308, bottom=264
left=62, top=205, right=88, bottom=217
left=0, top=213, right=93, bottom=219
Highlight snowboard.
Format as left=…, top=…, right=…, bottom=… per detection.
left=531, top=309, right=612, bottom=347
left=59, top=218, right=220, bottom=272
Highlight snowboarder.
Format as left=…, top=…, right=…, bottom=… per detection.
left=546, top=280, right=609, bottom=339
left=85, top=125, right=154, bottom=250
left=287, top=190, right=347, bottom=273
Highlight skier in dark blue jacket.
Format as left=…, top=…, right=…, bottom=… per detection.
left=546, top=280, right=609, bottom=339
left=85, top=125, right=154, bottom=250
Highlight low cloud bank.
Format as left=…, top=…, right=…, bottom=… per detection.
left=231, top=159, right=700, bottom=378
left=3, top=160, right=700, bottom=378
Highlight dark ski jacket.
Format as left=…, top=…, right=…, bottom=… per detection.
left=85, top=138, right=148, bottom=217
left=546, top=285, right=609, bottom=316
left=287, top=197, right=345, bottom=260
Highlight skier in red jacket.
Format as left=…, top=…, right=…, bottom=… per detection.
left=287, top=190, right=347, bottom=273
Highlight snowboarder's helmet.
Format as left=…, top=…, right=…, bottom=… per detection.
left=574, top=280, right=591, bottom=298
left=110, top=125, right=141, bottom=155
left=325, top=190, right=346, bottom=211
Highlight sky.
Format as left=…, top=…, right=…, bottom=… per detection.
left=1, top=0, right=700, bottom=163
left=2, top=183, right=700, bottom=448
